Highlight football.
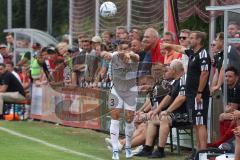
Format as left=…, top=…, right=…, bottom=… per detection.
left=100, top=1, right=117, bottom=18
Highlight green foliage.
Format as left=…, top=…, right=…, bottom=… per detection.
left=0, top=0, right=7, bottom=42
left=0, top=0, right=69, bottom=42
left=31, top=0, right=47, bottom=31
left=180, top=15, right=209, bottom=33
left=52, top=0, right=69, bottom=37
left=180, top=15, right=209, bottom=47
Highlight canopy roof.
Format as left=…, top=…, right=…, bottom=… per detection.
left=3, top=28, right=58, bottom=46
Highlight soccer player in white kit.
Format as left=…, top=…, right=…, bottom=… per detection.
left=102, top=41, right=139, bottom=159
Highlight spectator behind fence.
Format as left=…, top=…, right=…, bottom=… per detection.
left=209, top=66, right=240, bottom=148
left=130, top=39, right=145, bottom=62
left=93, top=43, right=108, bottom=82
left=211, top=33, right=224, bottom=93
left=0, top=63, right=25, bottom=120
left=129, top=27, right=142, bottom=41
left=19, top=64, right=30, bottom=97
left=114, top=26, right=128, bottom=45
left=102, top=31, right=115, bottom=52
left=72, top=37, right=98, bottom=85
left=0, top=44, right=12, bottom=64
left=138, top=28, right=164, bottom=77
left=179, top=29, right=191, bottom=71
left=228, top=21, right=239, bottom=38
left=78, top=33, right=87, bottom=53
left=57, top=42, right=72, bottom=85
left=5, top=61, right=21, bottom=83
left=211, top=31, right=240, bottom=93
left=5, top=33, right=14, bottom=53
left=162, top=32, right=181, bottom=65
left=0, top=44, right=6, bottom=63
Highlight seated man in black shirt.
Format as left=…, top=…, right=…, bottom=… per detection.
left=0, top=63, right=25, bottom=119
left=135, top=59, right=187, bottom=158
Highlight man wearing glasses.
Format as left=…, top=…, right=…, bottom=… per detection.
left=179, top=29, right=191, bottom=71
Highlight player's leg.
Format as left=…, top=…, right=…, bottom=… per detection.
left=109, top=88, right=123, bottom=160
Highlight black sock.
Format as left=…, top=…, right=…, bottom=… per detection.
left=144, top=145, right=153, bottom=152
left=0, top=114, right=3, bottom=120
left=157, top=146, right=164, bottom=153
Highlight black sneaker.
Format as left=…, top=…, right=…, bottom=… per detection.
left=0, top=114, right=4, bottom=120
left=148, top=150, right=165, bottom=158
left=134, top=149, right=152, bottom=157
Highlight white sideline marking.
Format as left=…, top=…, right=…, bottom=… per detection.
left=0, top=127, right=105, bottom=160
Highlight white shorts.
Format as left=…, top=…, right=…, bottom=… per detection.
left=108, top=86, right=138, bottom=111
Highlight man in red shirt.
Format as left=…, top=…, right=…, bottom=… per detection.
left=162, top=32, right=181, bottom=64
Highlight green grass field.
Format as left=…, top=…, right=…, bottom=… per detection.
left=0, top=120, right=188, bottom=160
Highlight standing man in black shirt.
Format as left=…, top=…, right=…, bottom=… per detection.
left=185, top=31, right=211, bottom=151
left=0, top=63, right=25, bottom=119
left=162, top=31, right=211, bottom=152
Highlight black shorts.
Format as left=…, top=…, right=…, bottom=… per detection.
left=187, top=96, right=209, bottom=126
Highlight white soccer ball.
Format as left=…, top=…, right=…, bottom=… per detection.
left=100, top=1, right=117, bottom=18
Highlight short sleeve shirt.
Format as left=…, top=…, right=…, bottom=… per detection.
left=0, top=71, right=25, bottom=96
left=185, top=48, right=211, bottom=97
left=215, top=51, right=223, bottom=73
left=168, top=74, right=187, bottom=113
left=227, top=81, right=240, bottom=104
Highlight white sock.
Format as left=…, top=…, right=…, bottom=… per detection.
left=125, top=121, right=134, bottom=149
left=110, top=119, right=120, bottom=152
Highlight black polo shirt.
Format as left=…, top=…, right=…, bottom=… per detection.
left=185, top=48, right=211, bottom=97
left=214, top=51, right=223, bottom=73
left=227, top=81, right=240, bottom=104
left=0, top=71, right=25, bottom=96
left=228, top=45, right=240, bottom=73
left=168, top=74, right=187, bottom=113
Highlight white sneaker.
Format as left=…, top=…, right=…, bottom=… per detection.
left=125, top=148, right=133, bottom=159
left=112, top=151, right=119, bottom=160
left=105, top=137, right=123, bottom=152
left=132, top=145, right=143, bottom=155
left=105, top=137, right=112, bottom=147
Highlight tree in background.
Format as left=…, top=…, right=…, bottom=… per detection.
left=0, top=0, right=68, bottom=42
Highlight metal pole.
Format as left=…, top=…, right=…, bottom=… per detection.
left=163, top=0, right=168, bottom=33
left=69, top=0, right=73, bottom=46
left=95, top=0, right=100, bottom=36
left=25, top=0, right=31, bottom=28
left=47, top=0, right=53, bottom=34
left=209, top=0, right=216, bottom=55
left=127, top=0, right=132, bottom=32
left=7, top=0, right=12, bottom=29
left=223, top=10, right=228, bottom=107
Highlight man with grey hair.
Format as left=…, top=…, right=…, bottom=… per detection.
left=135, top=59, right=187, bottom=158
left=138, top=28, right=164, bottom=77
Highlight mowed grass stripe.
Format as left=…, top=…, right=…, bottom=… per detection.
left=0, top=126, right=105, bottom=160
left=0, top=121, right=186, bottom=160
